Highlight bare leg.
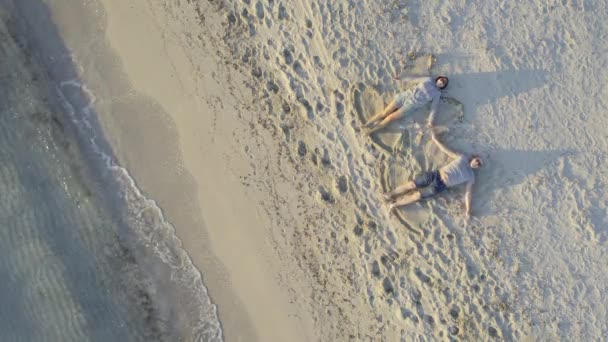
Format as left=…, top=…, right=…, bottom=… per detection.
left=384, top=181, right=417, bottom=201
left=367, top=107, right=406, bottom=134
left=364, top=99, right=399, bottom=128
left=389, top=191, right=422, bottom=212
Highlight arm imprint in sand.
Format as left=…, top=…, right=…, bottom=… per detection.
left=354, top=85, right=464, bottom=156
left=431, top=129, right=460, bottom=158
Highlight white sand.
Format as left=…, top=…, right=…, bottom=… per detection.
left=45, top=0, right=608, bottom=340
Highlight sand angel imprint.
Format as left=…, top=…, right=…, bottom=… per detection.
left=391, top=53, right=451, bottom=153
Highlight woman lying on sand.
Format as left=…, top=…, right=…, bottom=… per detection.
left=384, top=128, right=483, bottom=219
left=364, top=75, right=449, bottom=134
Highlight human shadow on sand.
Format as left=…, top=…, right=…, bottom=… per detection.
left=382, top=147, right=572, bottom=233
left=472, top=147, right=573, bottom=216
left=443, top=69, right=548, bottom=120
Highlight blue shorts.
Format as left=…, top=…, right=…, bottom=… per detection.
left=414, top=170, right=447, bottom=198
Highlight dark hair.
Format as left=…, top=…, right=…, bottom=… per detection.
left=435, top=76, right=449, bottom=89
left=470, top=154, right=483, bottom=166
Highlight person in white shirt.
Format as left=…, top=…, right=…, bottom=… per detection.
left=384, top=128, right=483, bottom=219
left=365, top=76, right=448, bottom=134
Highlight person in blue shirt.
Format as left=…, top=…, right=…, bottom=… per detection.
left=365, top=76, right=448, bottom=134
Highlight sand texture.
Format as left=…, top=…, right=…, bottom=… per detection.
left=208, top=1, right=608, bottom=340
left=44, top=0, right=608, bottom=340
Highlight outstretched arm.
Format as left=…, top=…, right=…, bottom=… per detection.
left=427, top=96, right=440, bottom=127
left=464, top=181, right=474, bottom=219
left=394, top=74, right=429, bottom=83
left=430, top=130, right=459, bottom=158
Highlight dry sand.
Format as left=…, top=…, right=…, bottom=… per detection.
left=44, top=0, right=608, bottom=340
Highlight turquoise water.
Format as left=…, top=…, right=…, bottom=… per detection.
left=0, top=3, right=221, bottom=341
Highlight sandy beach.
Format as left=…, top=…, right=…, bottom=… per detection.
left=34, top=0, right=608, bottom=340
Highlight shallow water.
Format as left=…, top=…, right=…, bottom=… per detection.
left=0, top=4, right=221, bottom=341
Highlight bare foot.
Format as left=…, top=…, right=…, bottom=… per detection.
left=364, top=127, right=376, bottom=136
left=366, top=126, right=380, bottom=136
left=364, top=120, right=378, bottom=130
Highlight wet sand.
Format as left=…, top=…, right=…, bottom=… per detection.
left=43, top=0, right=312, bottom=340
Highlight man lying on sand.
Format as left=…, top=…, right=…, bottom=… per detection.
left=364, top=75, right=448, bottom=134
left=384, top=128, right=483, bottom=219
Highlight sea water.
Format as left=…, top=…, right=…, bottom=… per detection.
left=0, top=3, right=222, bottom=341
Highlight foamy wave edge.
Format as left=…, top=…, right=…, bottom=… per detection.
left=56, top=79, right=223, bottom=342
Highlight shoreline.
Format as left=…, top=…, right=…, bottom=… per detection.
left=42, top=0, right=314, bottom=341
